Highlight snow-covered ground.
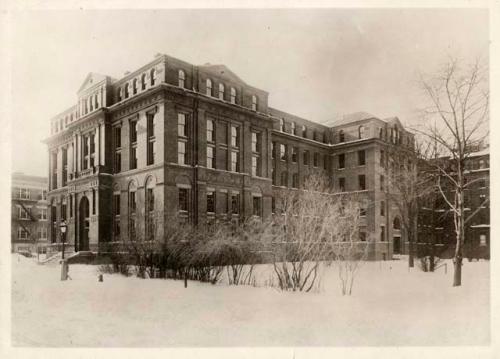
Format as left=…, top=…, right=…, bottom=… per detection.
left=11, top=254, right=489, bottom=347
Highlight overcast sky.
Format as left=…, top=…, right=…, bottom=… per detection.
left=9, top=8, right=489, bottom=177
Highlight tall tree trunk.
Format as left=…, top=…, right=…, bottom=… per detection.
left=453, top=191, right=465, bottom=287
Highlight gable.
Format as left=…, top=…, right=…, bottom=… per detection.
left=77, top=72, right=109, bottom=94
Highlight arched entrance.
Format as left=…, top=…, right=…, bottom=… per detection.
left=79, top=196, right=90, bottom=251
left=393, top=217, right=402, bottom=255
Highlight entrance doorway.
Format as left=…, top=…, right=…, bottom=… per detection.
left=79, top=196, right=90, bottom=251
left=393, top=236, right=401, bottom=255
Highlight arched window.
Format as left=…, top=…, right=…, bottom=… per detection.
left=302, top=125, right=307, bottom=138
left=124, top=83, right=129, bottom=99
left=141, top=73, right=147, bottom=90
left=358, top=125, right=365, bottom=139
left=178, top=70, right=185, bottom=88
left=145, top=176, right=156, bottom=241
left=150, top=68, right=156, bottom=86
left=279, top=118, right=285, bottom=132
left=206, top=79, right=213, bottom=96
left=339, top=130, right=345, bottom=143
left=230, top=87, right=236, bottom=104
left=218, top=83, right=225, bottom=100
left=132, top=79, right=138, bottom=94
left=393, top=217, right=401, bottom=230
left=118, top=88, right=122, bottom=102
left=251, top=95, right=258, bottom=111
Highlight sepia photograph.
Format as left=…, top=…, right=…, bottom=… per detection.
left=1, top=1, right=497, bottom=358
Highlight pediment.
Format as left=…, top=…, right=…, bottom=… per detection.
left=77, top=72, right=109, bottom=93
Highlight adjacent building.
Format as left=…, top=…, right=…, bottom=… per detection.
left=11, top=172, right=49, bottom=253
left=418, top=146, right=490, bottom=259
left=44, top=53, right=415, bottom=260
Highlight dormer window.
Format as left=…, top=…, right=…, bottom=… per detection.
left=132, top=79, right=138, bottom=94
left=218, top=83, right=225, bottom=100
left=251, top=95, right=258, bottom=111
left=141, top=73, right=147, bottom=90
left=178, top=70, right=185, bottom=88
left=230, top=87, right=236, bottom=104
left=150, top=68, right=156, bottom=86
left=206, top=79, right=213, bottom=96
left=358, top=125, right=365, bottom=139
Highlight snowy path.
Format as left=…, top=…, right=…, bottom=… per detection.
left=11, top=255, right=489, bottom=347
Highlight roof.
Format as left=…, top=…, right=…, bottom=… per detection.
left=468, top=147, right=489, bottom=157
left=198, top=64, right=248, bottom=87
left=323, top=112, right=377, bottom=127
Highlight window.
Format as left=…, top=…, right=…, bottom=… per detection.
left=358, top=175, right=366, bottom=190
left=114, top=152, right=122, bottom=173
left=380, top=226, right=385, bottom=242
left=18, top=227, right=29, bottom=240
left=251, top=132, right=261, bottom=153
left=129, top=188, right=136, bottom=240
left=207, top=190, right=215, bottom=213
left=178, top=188, right=189, bottom=212
left=272, top=197, right=276, bottom=214
left=271, top=142, right=276, bottom=159
left=313, top=153, right=319, bottom=167
left=280, top=118, right=285, bottom=132
left=18, top=206, right=30, bottom=220
left=292, top=173, right=299, bottom=188
left=292, top=147, right=298, bottom=163
left=113, top=192, right=121, bottom=240
left=218, top=83, right=225, bottom=100
left=150, top=68, right=156, bottom=86
left=251, top=95, right=258, bottom=111
left=230, top=87, right=236, bottom=104
left=230, top=125, right=239, bottom=147
left=271, top=168, right=276, bottom=185
left=132, top=79, right=138, bottom=94
left=280, top=144, right=287, bottom=161
left=178, top=113, right=187, bottom=137
left=360, top=207, right=366, bottom=216
left=130, top=120, right=138, bottom=170
left=231, top=192, right=240, bottom=214
left=147, top=113, right=155, bottom=166
left=114, top=126, right=122, bottom=148
left=380, top=175, right=385, bottom=191
left=82, top=134, right=89, bottom=170
left=339, top=177, right=345, bottom=192
left=358, top=126, right=365, bottom=139
left=281, top=171, right=288, bottom=187
left=359, top=231, right=366, bottom=242
left=206, top=79, right=213, bottom=96
left=117, top=88, right=122, bottom=102
left=291, top=122, right=296, bottom=135
left=220, top=191, right=228, bottom=214
left=38, top=207, right=47, bottom=220
left=178, top=70, right=185, bottom=88
left=42, top=190, right=47, bottom=201
left=178, top=141, right=187, bottom=165
left=338, top=153, right=345, bottom=169
left=230, top=151, right=239, bottom=172
left=207, top=146, right=215, bottom=169
left=303, top=150, right=310, bottom=165
left=323, top=155, right=328, bottom=170
left=18, top=188, right=30, bottom=199
left=252, top=196, right=262, bottom=217
left=358, top=150, right=365, bottom=166
left=127, top=120, right=136, bottom=143
left=252, top=156, right=260, bottom=176
left=380, top=201, right=385, bottom=216
left=302, top=125, right=307, bottom=138
left=380, top=150, right=385, bottom=168
left=207, top=119, right=215, bottom=143
left=479, top=234, right=487, bottom=246
left=141, top=73, right=147, bottom=90
left=479, top=159, right=485, bottom=169
left=339, top=130, right=345, bottom=143
left=38, top=227, right=48, bottom=240
left=379, top=128, right=383, bottom=139
left=114, top=193, right=121, bottom=216
left=124, top=83, right=129, bottom=99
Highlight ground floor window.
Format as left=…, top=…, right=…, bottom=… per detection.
left=479, top=234, right=487, bottom=246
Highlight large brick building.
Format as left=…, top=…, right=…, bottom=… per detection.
left=44, top=53, right=415, bottom=260
left=11, top=172, right=49, bottom=253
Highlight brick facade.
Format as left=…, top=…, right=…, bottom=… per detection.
left=44, top=53, right=415, bottom=260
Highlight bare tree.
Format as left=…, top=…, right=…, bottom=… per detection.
left=417, top=57, right=489, bottom=286
left=383, top=139, right=435, bottom=268
left=327, top=197, right=369, bottom=295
